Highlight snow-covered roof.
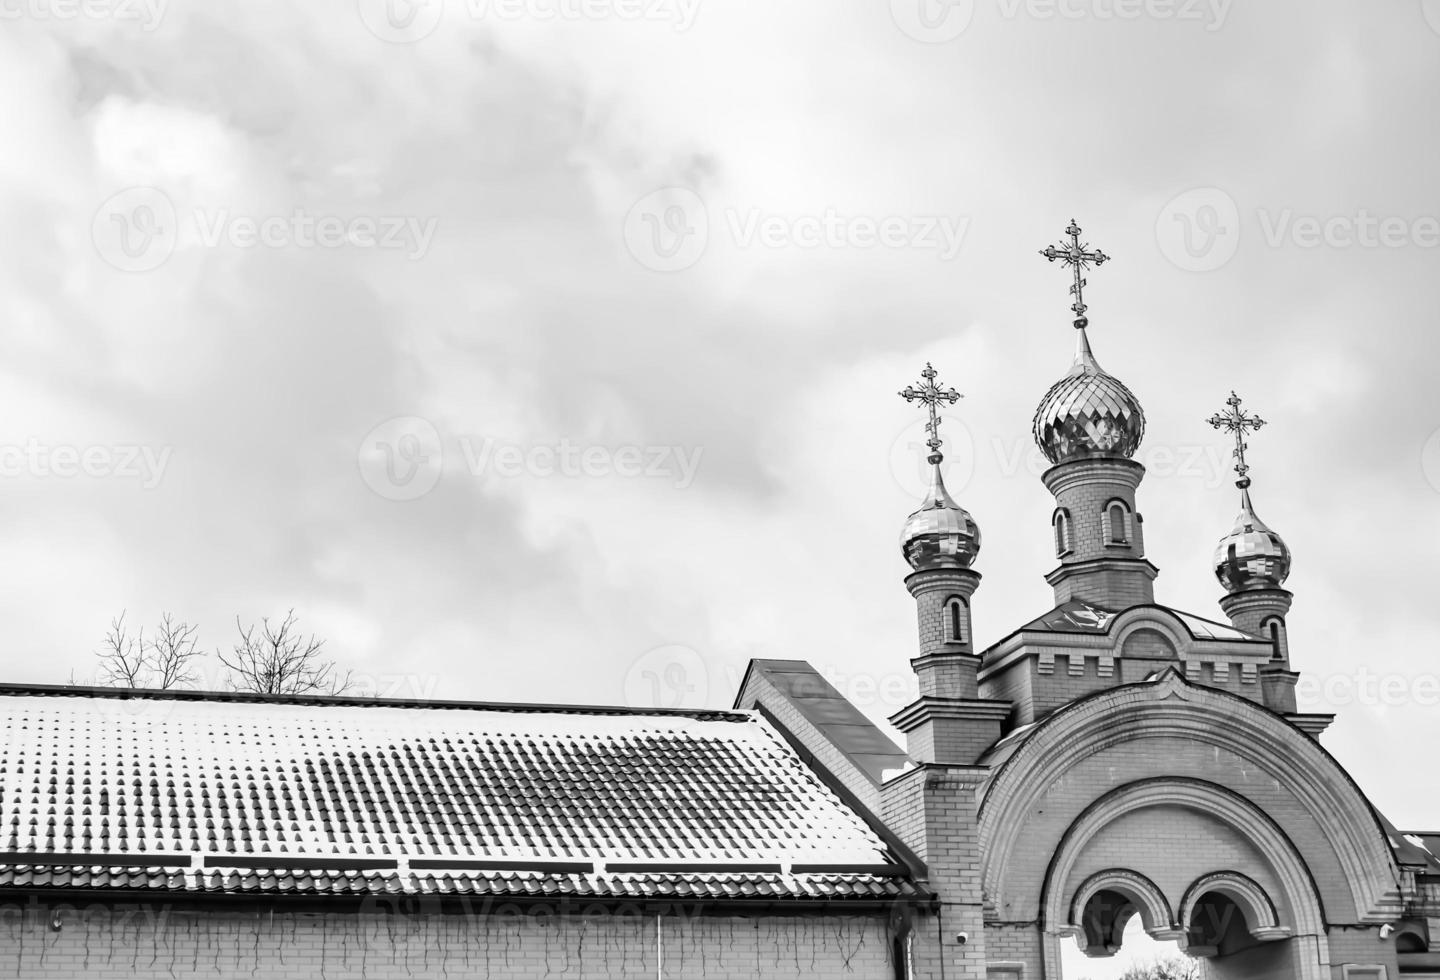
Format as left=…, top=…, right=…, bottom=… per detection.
left=0, top=686, right=917, bottom=902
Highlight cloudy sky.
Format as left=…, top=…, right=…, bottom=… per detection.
left=3, top=0, right=1439, bottom=970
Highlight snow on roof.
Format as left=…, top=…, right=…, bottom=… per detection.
left=0, top=688, right=915, bottom=901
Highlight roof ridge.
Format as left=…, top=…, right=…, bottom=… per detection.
left=0, top=682, right=753, bottom=720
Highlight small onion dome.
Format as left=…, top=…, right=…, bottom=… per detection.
left=1214, top=484, right=1291, bottom=592
left=1033, top=327, right=1146, bottom=465
left=901, top=461, right=981, bottom=570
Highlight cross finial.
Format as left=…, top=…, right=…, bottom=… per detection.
left=1207, top=390, right=1266, bottom=488
left=1039, top=219, right=1111, bottom=329
left=899, top=362, right=962, bottom=464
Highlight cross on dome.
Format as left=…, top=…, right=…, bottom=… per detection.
left=1207, top=391, right=1267, bottom=488
left=899, top=362, right=963, bottom=464
left=1039, top=219, right=1111, bottom=329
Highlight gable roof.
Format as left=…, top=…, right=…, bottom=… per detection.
left=0, top=685, right=919, bottom=903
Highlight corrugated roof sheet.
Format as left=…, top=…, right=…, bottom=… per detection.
left=0, top=690, right=913, bottom=901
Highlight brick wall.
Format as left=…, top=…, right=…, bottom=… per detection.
left=0, top=899, right=897, bottom=979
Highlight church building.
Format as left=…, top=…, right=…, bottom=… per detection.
left=0, top=222, right=1434, bottom=978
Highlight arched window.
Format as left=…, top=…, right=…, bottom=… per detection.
left=1263, top=616, right=1285, bottom=661
left=1105, top=499, right=1130, bottom=546
left=943, top=596, right=967, bottom=644
left=1052, top=508, right=1072, bottom=557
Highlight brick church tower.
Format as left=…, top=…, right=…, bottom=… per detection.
left=871, top=221, right=1439, bottom=979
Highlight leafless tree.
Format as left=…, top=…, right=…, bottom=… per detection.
left=150, top=612, right=203, bottom=689
left=1114, top=956, right=1202, bottom=980
left=96, top=611, right=148, bottom=687
left=94, top=611, right=206, bottom=689
left=219, top=609, right=351, bottom=695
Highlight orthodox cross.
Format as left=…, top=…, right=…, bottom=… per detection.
left=1039, top=219, right=1111, bottom=328
left=899, top=363, right=962, bottom=464
left=1207, top=391, right=1266, bottom=487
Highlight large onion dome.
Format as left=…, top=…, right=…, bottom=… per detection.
left=1214, top=484, right=1291, bottom=592
left=1033, top=327, right=1146, bottom=465
left=900, top=462, right=981, bottom=570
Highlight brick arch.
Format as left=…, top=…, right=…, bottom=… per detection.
left=1179, top=870, right=1289, bottom=943
left=1067, top=868, right=1179, bottom=951
left=1107, top=608, right=1192, bottom=658
left=1038, top=779, right=1327, bottom=980
left=979, top=672, right=1401, bottom=929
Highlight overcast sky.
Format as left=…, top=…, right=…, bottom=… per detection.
left=3, top=2, right=1438, bottom=971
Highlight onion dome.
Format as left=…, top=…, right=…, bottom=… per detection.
left=901, top=462, right=981, bottom=570
left=1214, top=484, right=1291, bottom=592
left=898, top=362, right=981, bottom=571
left=1032, top=326, right=1146, bottom=465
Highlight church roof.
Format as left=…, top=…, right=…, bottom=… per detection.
left=0, top=685, right=919, bottom=903
left=1016, top=599, right=1257, bottom=641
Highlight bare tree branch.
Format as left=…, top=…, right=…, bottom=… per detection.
left=150, top=612, right=202, bottom=690
left=218, top=609, right=352, bottom=695
left=96, top=611, right=148, bottom=688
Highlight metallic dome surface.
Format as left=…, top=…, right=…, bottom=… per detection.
left=1033, top=328, right=1145, bottom=465
left=1213, top=487, right=1291, bottom=592
left=901, top=464, right=981, bottom=570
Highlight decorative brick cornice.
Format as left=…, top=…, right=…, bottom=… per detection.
left=1044, top=556, right=1159, bottom=587
left=904, top=566, right=981, bottom=599
left=1040, top=457, right=1146, bottom=495
left=889, top=696, right=1012, bottom=734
